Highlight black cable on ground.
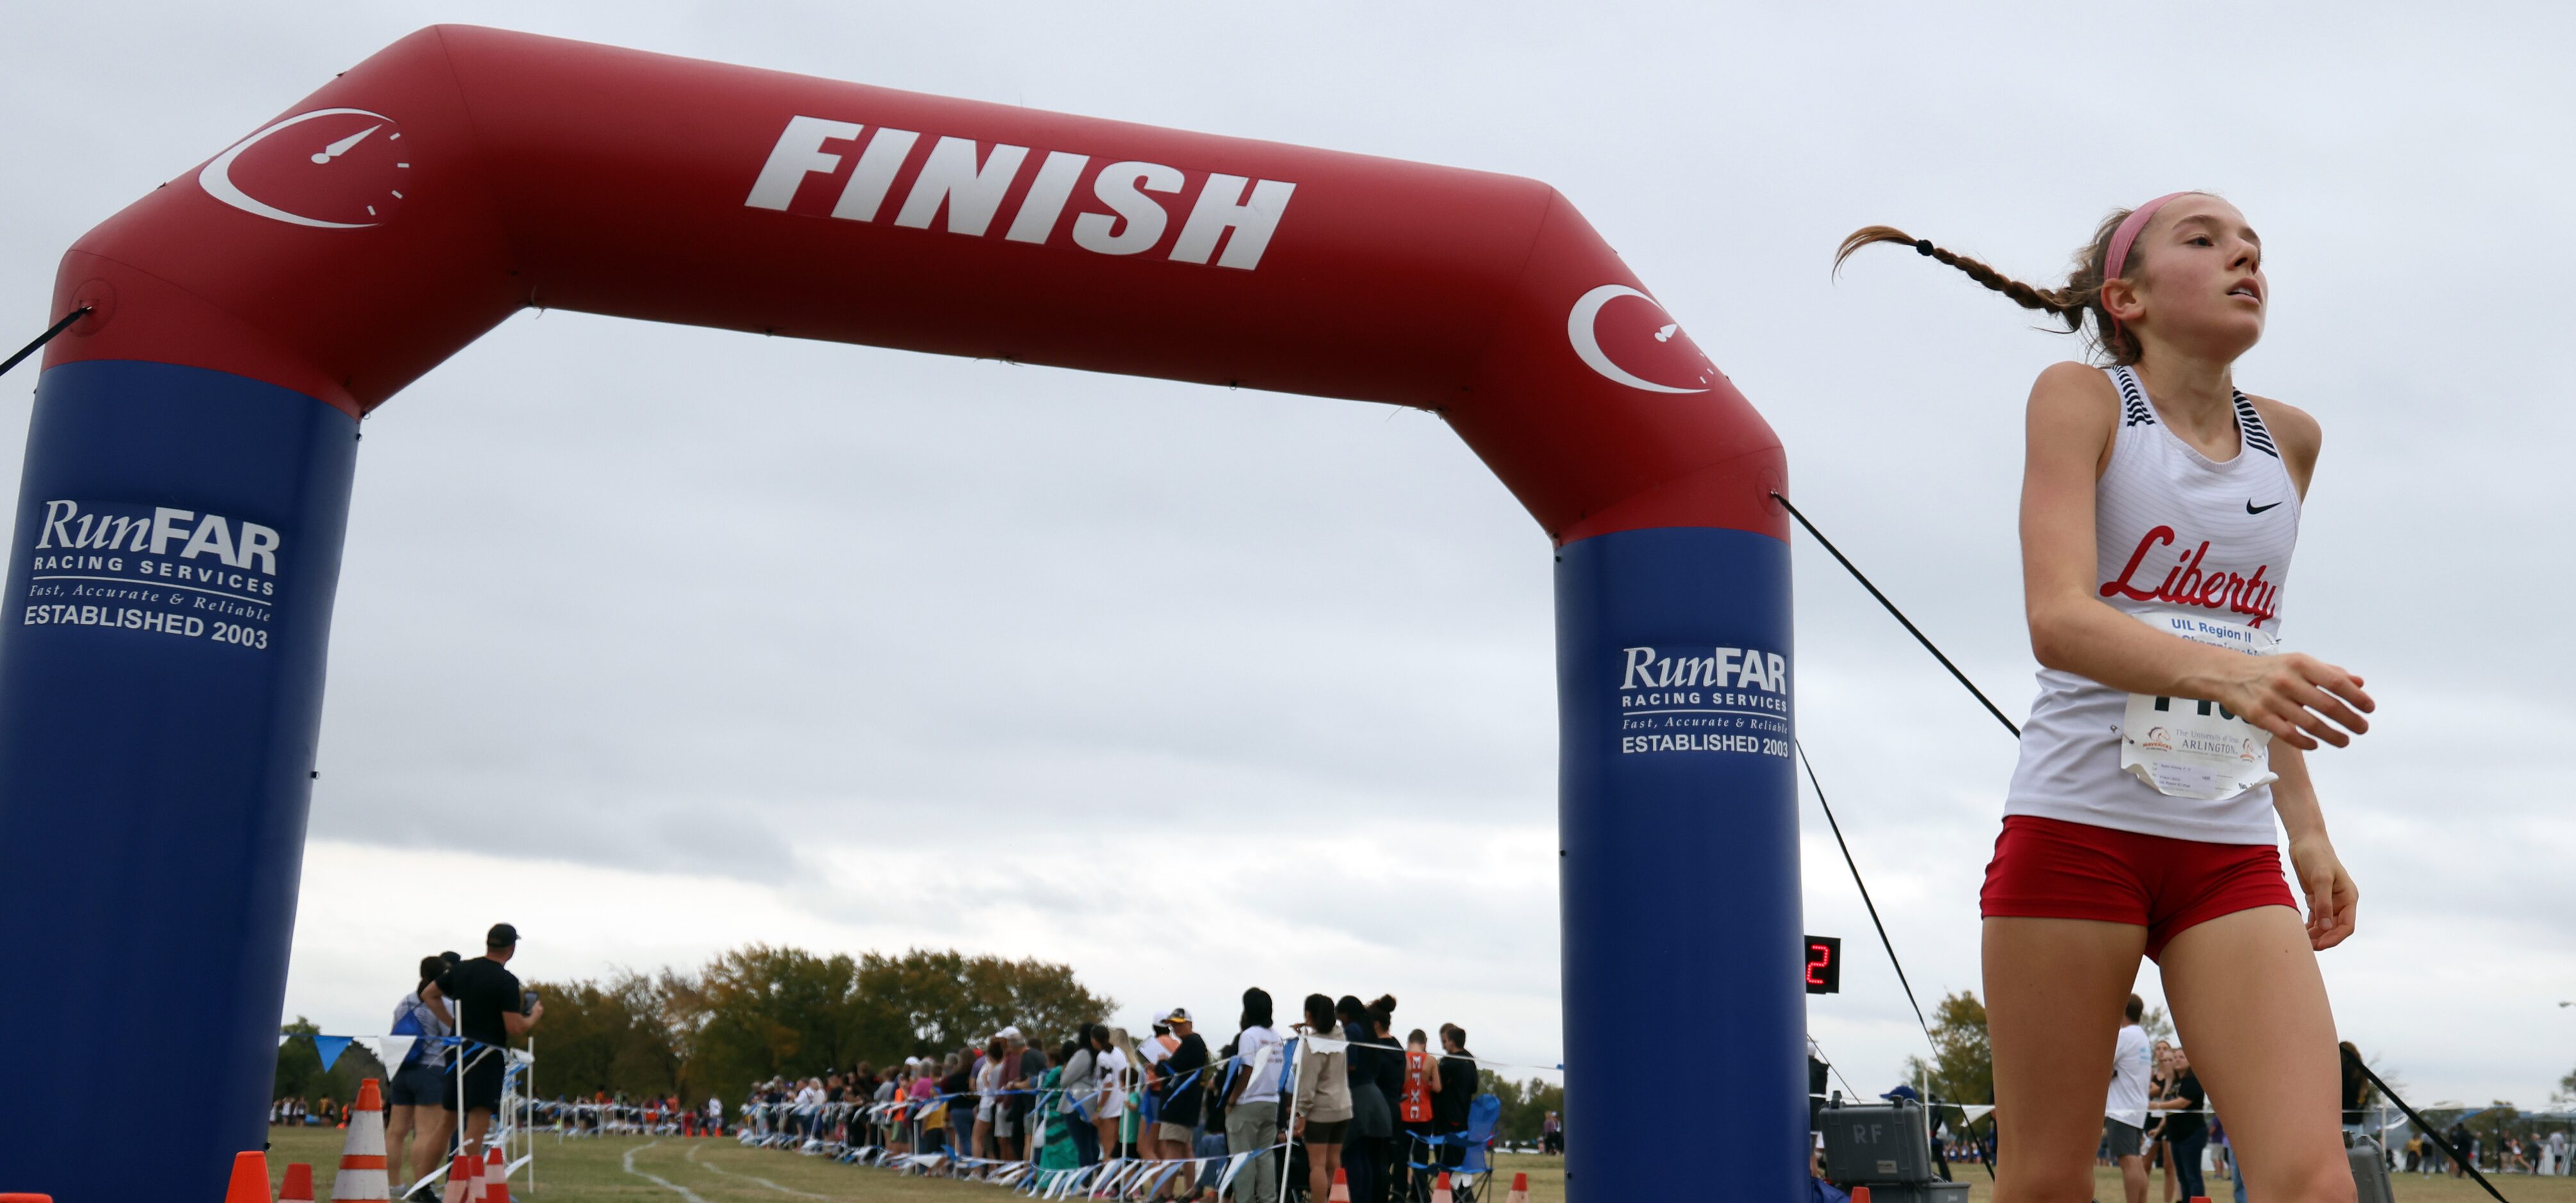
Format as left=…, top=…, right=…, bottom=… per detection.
left=2356, top=1062, right=2512, bottom=1203
left=1773, top=491, right=2021, bottom=740
left=0, top=306, right=92, bottom=381
left=1795, top=738, right=1935, bottom=1051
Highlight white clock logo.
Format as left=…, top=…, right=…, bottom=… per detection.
left=198, top=108, right=411, bottom=230
left=1567, top=284, right=1710, bottom=395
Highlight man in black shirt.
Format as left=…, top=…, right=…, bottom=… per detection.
left=1433, top=1025, right=1477, bottom=1170
left=437, top=923, right=543, bottom=1169
left=1156, top=1008, right=1211, bottom=1160
left=1001, top=1028, right=1046, bottom=1159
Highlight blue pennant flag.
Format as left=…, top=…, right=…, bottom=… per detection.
left=313, top=1035, right=352, bottom=1072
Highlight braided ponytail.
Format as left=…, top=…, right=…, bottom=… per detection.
left=1834, top=211, right=2147, bottom=364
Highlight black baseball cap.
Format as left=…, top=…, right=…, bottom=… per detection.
left=488, top=922, right=521, bottom=947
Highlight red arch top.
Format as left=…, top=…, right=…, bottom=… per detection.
left=44, top=26, right=1782, bottom=544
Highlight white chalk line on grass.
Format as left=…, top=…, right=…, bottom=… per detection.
left=687, top=1140, right=836, bottom=1199
left=623, top=1140, right=713, bottom=1202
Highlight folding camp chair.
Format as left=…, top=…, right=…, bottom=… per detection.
left=1404, top=1095, right=1500, bottom=1203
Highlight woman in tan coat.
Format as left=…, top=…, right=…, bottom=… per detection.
left=1292, top=994, right=1353, bottom=1203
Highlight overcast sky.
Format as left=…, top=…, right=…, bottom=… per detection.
left=6, top=2, right=2572, bottom=1107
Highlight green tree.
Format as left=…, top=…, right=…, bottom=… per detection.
left=851, top=949, right=1114, bottom=1061
left=1477, top=1070, right=1564, bottom=1143
left=1902, top=991, right=1992, bottom=1134
left=656, top=943, right=1113, bottom=1102
left=274, top=1017, right=390, bottom=1109
left=666, top=944, right=867, bottom=1099
left=2466, top=1101, right=2521, bottom=1161
left=527, top=971, right=684, bottom=1101
left=2555, top=1065, right=2576, bottom=1108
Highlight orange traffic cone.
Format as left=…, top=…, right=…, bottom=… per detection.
left=480, top=1146, right=511, bottom=1203
left=1431, top=1172, right=1452, bottom=1203
left=1505, top=1172, right=1529, bottom=1203
left=1850, top=1189, right=1871, bottom=1203
left=281, top=1163, right=316, bottom=1203
left=1327, top=1168, right=1350, bottom=1203
left=226, top=1151, right=275, bottom=1203
left=438, top=1152, right=479, bottom=1203
left=331, top=1079, right=390, bottom=1201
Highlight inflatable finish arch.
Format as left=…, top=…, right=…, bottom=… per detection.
left=0, top=28, right=1799, bottom=1199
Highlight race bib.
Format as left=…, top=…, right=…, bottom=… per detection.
left=2119, top=610, right=2278, bottom=800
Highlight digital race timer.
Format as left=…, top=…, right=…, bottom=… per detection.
left=1805, top=935, right=1842, bottom=995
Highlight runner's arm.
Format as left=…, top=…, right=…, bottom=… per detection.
left=2270, top=742, right=2358, bottom=949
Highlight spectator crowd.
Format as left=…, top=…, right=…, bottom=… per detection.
left=730, top=988, right=1511, bottom=1203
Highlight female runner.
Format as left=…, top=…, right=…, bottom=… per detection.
left=1839, top=192, right=2374, bottom=1203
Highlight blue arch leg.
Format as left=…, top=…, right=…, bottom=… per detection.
left=0, top=361, right=356, bottom=1199
left=1556, top=525, right=1805, bottom=1202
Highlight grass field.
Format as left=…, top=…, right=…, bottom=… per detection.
left=259, top=1127, right=2576, bottom=1203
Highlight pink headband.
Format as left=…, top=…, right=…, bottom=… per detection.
left=2101, top=192, right=2191, bottom=332
left=2104, top=192, right=2192, bottom=285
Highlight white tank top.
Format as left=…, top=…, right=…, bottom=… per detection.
left=2004, top=365, right=2299, bottom=844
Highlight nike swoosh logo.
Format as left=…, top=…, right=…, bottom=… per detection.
left=2246, top=500, right=2283, bottom=514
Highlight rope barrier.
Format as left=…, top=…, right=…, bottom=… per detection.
left=1805, top=1035, right=1860, bottom=1101
left=725, top=1090, right=1457, bottom=1202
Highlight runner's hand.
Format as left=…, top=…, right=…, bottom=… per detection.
left=2219, top=652, right=2373, bottom=749
left=2289, top=835, right=2358, bottom=949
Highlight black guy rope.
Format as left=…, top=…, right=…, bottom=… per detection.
left=1799, top=822, right=1995, bottom=1183
left=0, top=306, right=92, bottom=381
left=1771, top=491, right=2022, bottom=740
left=1795, top=737, right=1935, bottom=1051
left=2356, top=1061, right=2513, bottom=1203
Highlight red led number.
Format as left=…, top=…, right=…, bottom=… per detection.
left=1803, top=934, right=1841, bottom=995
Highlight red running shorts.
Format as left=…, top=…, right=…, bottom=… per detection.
left=1980, top=814, right=2297, bottom=961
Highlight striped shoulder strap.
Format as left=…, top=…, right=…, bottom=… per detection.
left=2231, top=389, right=2280, bottom=459
left=2108, top=366, right=2156, bottom=427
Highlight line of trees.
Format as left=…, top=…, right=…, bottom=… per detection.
left=273, top=945, right=1111, bottom=1107
left=275, top=944, right=1584, bottom=1143
left=523, top=944, right=1113, bottom=1105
